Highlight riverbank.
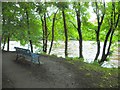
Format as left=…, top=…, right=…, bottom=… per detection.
left=2, top=51, right=119, bottom=88
left=1, top=40, right=119, bottom=68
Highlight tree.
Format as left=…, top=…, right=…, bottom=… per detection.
left=48, top=9, right=58, bottom=54
left=36, top=2, right=50, bottom=53
left=100, top=1, right=120, bottom=63
left=71, top=2, right=89, bottom=58
left=62, top=9, right=68, bottom=57
left=14, top=2, right=42, bottom=53
left=75, top=2, right=84, bottom=58
left=2, top=2, right=17, bottom=51
left=25, top=5, right=33, bottom=53
left=92, top=1, right=106, bottom=61
left=55, top=2, right=69, bottom=58
left=18, top=2, right=36, bottom=53
left=2, top=2, right=41, bottom=52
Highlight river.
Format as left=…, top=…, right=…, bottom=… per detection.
left=1, top=40, right=119, bottom=68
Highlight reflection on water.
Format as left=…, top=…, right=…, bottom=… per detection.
left=2, top=40, right=119, bottom=68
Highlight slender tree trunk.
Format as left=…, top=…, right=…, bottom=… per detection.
left=29, top=40, right=33, bottom=53
left=26, top=8, right=33, bottom=53
left=106, top=30, right=114, bottom=57
left=0, top=37, right=1, bottom=50
left=2, top=37, right=6, bottom=50
left=62, top=10, right=68, bottom=58
left=100, top=2, right=120, bottom=63
left=94, top=1, right=105, bottom=61
left=48, top=10, right=58, bottom=54
left=106, top=13, right=120, bottom=57
left=76, top=8, right=83, bottom=58
left=100, top=4, right=113, bottom=63
left=44, top=13, right=48, bottom=53
left=100, top=27, right=112, bottom=63
left=41, top=17, right=45, bottom=52
left=2, top=10, right=5, bottom=50
left=94, top=26, right=100, bottom=61
left=7, top=36, right=10, bottom=51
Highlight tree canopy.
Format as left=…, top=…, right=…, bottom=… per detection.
left=2, top=1, right=120, bottom=63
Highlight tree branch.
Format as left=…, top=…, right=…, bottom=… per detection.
left=95, top=2, right=100, bottom=24
left=95, top=29, right=97, bottom=34
left=100, top=0, right=105, bottom=25
left=69, top=20, right=78, bottom=30
left=115, top=13, right=120, bottom=29
left=47, top=12, right=51, bottom=21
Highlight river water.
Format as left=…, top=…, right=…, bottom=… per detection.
left=2, top=40, right=119, bottom=68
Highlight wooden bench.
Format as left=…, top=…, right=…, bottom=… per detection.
left=14, top=47, right=40, bottom=65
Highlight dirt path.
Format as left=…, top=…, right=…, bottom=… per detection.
left=2, top=51, right=118, bottom=88
left=2, top=51, right=81, bottom=88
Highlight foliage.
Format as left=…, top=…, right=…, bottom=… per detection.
left=2, top=2, right=119, bottom=63
left=2, top=2, right=119, bottom=43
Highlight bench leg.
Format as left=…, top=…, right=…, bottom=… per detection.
left=16, top=54, right=18, bottom=61
left=38, top=56, right=40, bottom=65
left=31, top=57, right=33, bottom=63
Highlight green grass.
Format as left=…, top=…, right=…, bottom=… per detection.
left=39, top=53, right=119, bottom=88
left=66, top=57, right=119, bottom=88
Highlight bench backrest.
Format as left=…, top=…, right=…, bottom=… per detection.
left=14, top=47, right=31, bottom=56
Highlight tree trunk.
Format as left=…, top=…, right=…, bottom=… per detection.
left=43, top=13, right=48, bottom=53
left=94, top=1, right=105, bottom=61
left=26, top=8, right=33, bottom=53
left=48, top=10, right=58, bottom=54
left=29, top=40, right=33, bottom=53
left=2, top=10, right=5, bottom=50
left=100, top=2, right=120, bottom=63
left=62, top=10, right=68, bottom=58
left=94, top=26, right=100, bottom=61
left=2, top=37, right=6, bottom=50
left=7, top=36, right=10, bottom=51
left=41, top=17, right=45, bottom=52
left=76, top=9, right=83, bottom=58
left=100, top=26, right=112, bottom=63
left=106, top=29, right=114, bottom=58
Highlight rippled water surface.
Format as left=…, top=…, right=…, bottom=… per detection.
left=2, top=40, right=119, bottom=68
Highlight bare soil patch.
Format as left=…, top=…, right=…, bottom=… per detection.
left=2, top=51, right=119, bottom=88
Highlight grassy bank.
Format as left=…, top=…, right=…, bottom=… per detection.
left=66, top=58, right=119, bottom=88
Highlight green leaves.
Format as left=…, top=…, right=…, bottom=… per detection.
left=2, top=2, right=119, bottom=48
left=55, top=2, right=69, bottom=10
